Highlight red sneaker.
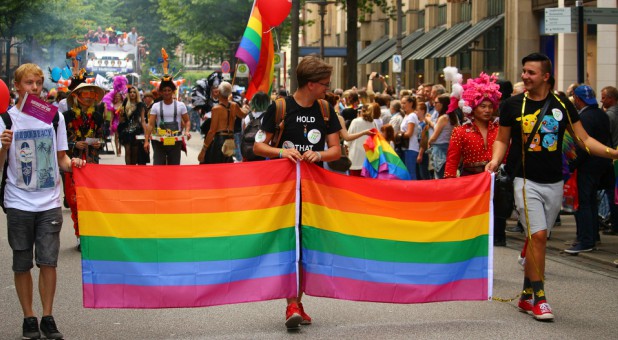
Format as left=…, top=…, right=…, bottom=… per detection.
left=285, top=303, right=303, bottom=329
left=517, top=298, right=534, bottom=314
left=532, top=302, right=555, bottom=321
left=298, top=302, right=312, bottom=325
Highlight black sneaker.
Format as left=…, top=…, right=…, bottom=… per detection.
left=22, top=317, right=40, bottom=339
left=40, top=316, right=63, bottom=339
left=564, top=244, right=594, bottom=255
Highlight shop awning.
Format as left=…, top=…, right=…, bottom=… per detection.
left=371, top=29, right=424, bottom=64
left=408, top=21, right=471, bottom=60
left=357, top=36, right=390, bottom=64
left=431, top=14, right=505, bottom=58
left=402, top=27, right=446, bottom=61
left=358, top=37, right=396, bottom=64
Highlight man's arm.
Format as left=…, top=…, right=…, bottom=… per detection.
left=486, top=126, right=511, bottom=172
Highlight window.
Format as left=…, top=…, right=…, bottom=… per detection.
left=458, top=50, right=472, bottom=71
left=438, top=5, right=447, bottom=26
left=461, top=2, right=472, bottom=21
left=414, top=60, right=425, bottom=87
left=483, top=24, right=504, bottom=73
left=487, top=0, right=505, bottom=16
left=418, top=10, right=425, bottom=29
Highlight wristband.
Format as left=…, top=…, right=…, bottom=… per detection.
left=279, top=149, right=283, bottom=158
left=606, top=147, right=611, bottom=156
left=316, top=151, right=322, bottom=161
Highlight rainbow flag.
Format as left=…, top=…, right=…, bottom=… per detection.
left=300, top=163, right=493, bottom=303
left=74, top=161, right=298, bottom=308
left=235, top=2, right=263, bottom=76
left=236, top=1, right=275, bottom=100
left=361, top=129, right=410, bottom=180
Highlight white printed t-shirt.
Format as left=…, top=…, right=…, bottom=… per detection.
left=0, top=106, right=68, bottom=212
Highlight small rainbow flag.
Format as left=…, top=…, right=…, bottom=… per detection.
left=236, top=1, right=276, bottom=100
left=361, top=129, right=410, bottom=180
left=74, top=161, right=298, bottom=308
left=235, top=3, right=263, bottom=76
left=300, top=163, right=493, bottom=304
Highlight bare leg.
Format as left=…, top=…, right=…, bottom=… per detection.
left=524, top=230, right=547, bottom=282
left=39, top=266, right=57, bottom=316
left=15, top=271, right=35, bottom=317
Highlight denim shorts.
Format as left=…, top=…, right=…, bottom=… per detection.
left=6, top=208, right=63, bottom=272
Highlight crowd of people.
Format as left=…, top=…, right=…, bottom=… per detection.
left=2, top=52, right=618, bottom=338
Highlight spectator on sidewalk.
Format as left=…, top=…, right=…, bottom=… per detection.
left=601, top=86, right=618, bottom=236
left=565, top=85, right=612, bottom=254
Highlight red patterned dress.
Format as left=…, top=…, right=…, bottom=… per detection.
left=444, top=120, right=500, bottom=178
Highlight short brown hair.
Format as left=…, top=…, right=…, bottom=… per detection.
left=14, top=63, right=44, bottom=84
left=296, top=56, right=333, bottom=88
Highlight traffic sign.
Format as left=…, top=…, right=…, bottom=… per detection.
left=236, top=63, right=249, bottom=78
left=544, top=8, right=577, bottom=34
left=392, top=54, right=402, bottom=73
left=221, top=60, right=231, bottom=73
left=584, top=7, right=618, bottom=25
left=274, top=53, right=283, bottom=69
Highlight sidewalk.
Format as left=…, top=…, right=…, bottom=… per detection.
left=506, top=213, right=618, bottom=268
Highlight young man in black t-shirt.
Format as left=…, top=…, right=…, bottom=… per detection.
left=254, top=56, right=341, bottom=330
left=487, top=53, right=618, bottom=322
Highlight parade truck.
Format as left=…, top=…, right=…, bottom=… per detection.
left=85, top=42, right=140, bottom=84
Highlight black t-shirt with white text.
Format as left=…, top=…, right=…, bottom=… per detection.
left=500, top=92, right=579, bottom=183
left=261, top=96, right=341, bottom=153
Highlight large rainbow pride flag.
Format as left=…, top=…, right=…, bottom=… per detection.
left=75, top=161, right=492, bottom=308
left=300, top=162, right=493, bottom=303
left=74, top=161, right=298, bottom=308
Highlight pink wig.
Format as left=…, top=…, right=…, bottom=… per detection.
left=459, top=72, right=502, bottom=117
left=102, top=75, right=128, bottom=111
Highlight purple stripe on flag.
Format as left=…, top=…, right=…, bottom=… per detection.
left=302, top=272, right=489, bottom=304
left=83, top=273, right=297, bottom=309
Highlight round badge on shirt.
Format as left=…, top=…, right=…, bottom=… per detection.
left=282, top=141, right=295, bottom=149
left=307, top=129, right=321, bottom=144
left=552, top=108, right=563, bottom=121
left=255, top=130, right=266, bottom=143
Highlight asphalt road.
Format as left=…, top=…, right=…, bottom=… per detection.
left=1, top=136, right=617, bottom=339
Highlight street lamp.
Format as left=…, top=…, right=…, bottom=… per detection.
left=307, top=0, right=335, bottom=59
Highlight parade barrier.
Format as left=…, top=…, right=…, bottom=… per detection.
left=74, top=160, right=493, bottom=308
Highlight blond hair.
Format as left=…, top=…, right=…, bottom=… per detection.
left=14, top=63, right=44, bottom=84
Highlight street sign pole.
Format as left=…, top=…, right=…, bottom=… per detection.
left=395, top=0, right=403, bottom=97
left=576, top=1, right=584, bottom=84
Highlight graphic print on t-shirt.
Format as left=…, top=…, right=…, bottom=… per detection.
left=517, top=108, right=559, bottom=153
left=14, top=127, right=56, bottom=190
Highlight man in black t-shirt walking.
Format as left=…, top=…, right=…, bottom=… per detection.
left=487, top=53, right=618, bottom=322
left=254, top=56, right=342, bottom=330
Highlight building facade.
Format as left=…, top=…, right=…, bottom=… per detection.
left=301, top=0, right=617, bottom=97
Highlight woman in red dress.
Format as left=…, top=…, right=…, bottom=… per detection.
left=443, top=71, right=505, bottom=245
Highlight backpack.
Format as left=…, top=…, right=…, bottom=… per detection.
left=241, top=113, right=265, bottom=161
left=0, top=112, right=60, bottom=213
left=270, top=98, right=330, bottom=148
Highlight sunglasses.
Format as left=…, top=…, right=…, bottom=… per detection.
left=78, top=90, right=98, bottom=99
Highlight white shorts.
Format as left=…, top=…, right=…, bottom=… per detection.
left=513, top=177, right=563, bottom=236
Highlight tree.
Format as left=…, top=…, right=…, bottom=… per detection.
left=339, top=0, right=394, bottom=88
left=0, top=0, right=46, bottom=84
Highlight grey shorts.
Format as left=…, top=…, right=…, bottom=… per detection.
left=513, top=178, right=563, bottom=236
left=6, top=208, right=63, bottom=272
